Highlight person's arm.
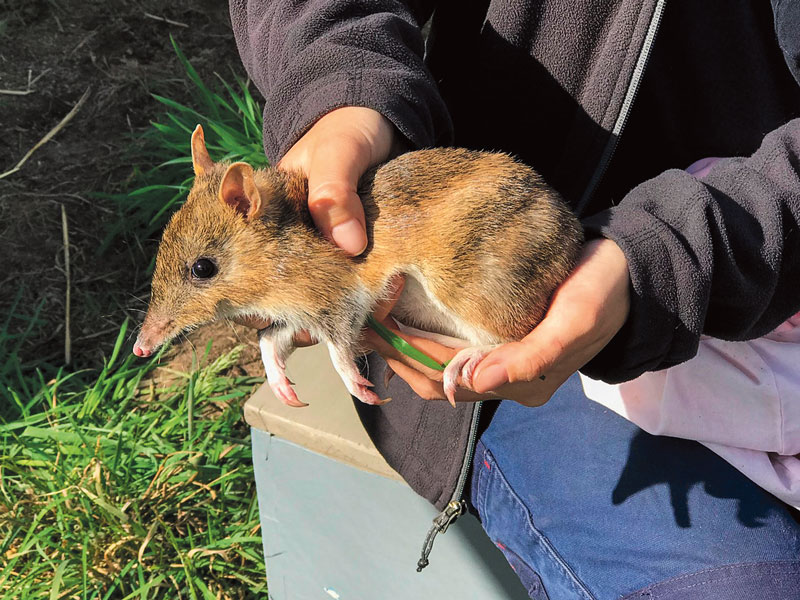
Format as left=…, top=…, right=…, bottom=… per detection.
left=229, top=0, right=449, bottom=256
left=582, top=119, right=800, bottom=383
left=229, top=0, right=450, bottom=164
left=773, top=0, right=800, bottom=87
left=372, top=123, right=800, bottom=405
left=367, top=237, right=631, bottom=407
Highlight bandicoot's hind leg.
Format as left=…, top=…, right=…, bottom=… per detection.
left=258, top=327, right=306, bottom=407
left=326, top=341, right=389, bottom=405
left=442, top=345, right=499, bottom=406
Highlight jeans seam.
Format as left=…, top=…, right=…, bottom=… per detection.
left=476, top=443, right=490, bottom=528
left=657, top=561, right=800, bottom=593
left=622, top=560, right=800, bottom=599
left=668, top=559, right=799, bottom=584
left=482, top=447, right=598, bottom=600
left=675, top=567, right=800, bottom=594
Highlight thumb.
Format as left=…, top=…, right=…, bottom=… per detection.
left=306, top=138, right=369, bottom=256
left=471, top=324, right=565, bottom=393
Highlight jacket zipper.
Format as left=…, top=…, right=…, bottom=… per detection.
left=575, top=0, right=667, bottom=216
left=415, top=0, right=667, bottom=574
left=416, top=401, right=482, bottom=572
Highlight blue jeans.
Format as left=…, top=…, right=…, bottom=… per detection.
left=469, top=374, right=800, bottom=599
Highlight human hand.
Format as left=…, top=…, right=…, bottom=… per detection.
left=232, top=106, right=399, bottom=333
left=278, top=106, right=398, bottom=254
left=364, top=239, right=631, bottom=406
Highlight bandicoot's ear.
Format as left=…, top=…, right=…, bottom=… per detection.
left=191, top=124, right=214, bottom=176
left=219, top=162, right=263, bottom=219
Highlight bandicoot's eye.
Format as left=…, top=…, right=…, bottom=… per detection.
left=191, top=258, right=217, bottom=279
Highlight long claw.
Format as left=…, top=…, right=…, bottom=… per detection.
left=326, top=343, right=385, bottom=405
left=354, top=385, right=390, bottom=405
left=443, top=370, right=459, bottom=408
left=442, top=346, right=497, bottom=407
left=383, top=365, right=396, bottom=388
left=271, top=379, right=307, bottom=408
left=353, top=373, right=374, bottom=388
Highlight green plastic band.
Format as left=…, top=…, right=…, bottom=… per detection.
left=366, top=315, right=449, bottom=372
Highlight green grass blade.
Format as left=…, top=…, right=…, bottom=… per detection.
left=366, top=315, right=449, bottom=371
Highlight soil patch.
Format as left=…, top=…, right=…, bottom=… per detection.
left=1, top=0, right=262, bottom=372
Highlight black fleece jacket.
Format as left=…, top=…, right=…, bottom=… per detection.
left=230, top=0, right=800, bottom=509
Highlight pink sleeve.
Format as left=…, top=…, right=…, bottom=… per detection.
left=580, top=313, right=800, bottom=508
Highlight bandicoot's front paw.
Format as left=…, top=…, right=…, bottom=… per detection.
left=259, top=334, right=306, bottom=407
left=347, top=373, right=390, bottom=406
left=269, top=375, right=307, bottom=408
left=442, top=346, right=497, bottom=407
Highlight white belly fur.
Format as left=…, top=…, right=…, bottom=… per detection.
left=390, top=266, right=500, bottom=346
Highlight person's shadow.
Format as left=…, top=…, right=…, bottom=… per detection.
left=612, top=430, right=779, bottom=528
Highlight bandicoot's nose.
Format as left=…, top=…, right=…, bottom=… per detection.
left=133, top=315, right=174, bottom=358
left=133, top=340, right=152, bottom=358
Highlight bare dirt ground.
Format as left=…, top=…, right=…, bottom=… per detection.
left=1, top=0, right=263, bottom=375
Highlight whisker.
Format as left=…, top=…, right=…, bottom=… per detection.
left=177, top=330, right=199, bottom=364
left=224, top=317, right=252, bottom=346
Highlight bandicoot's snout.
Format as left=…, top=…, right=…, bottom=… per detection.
left=133, top=315, right=175, bottom=358
left=132, top=341, right=151, bottom=358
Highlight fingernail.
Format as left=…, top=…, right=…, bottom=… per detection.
left=331, top=219, right=367, bottom=255
left=474, top=364, right=507, bottom=392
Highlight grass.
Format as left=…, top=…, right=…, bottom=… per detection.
left=99, top=36, right=269, bottom=254
left=1, top=41, right=270, bottom=599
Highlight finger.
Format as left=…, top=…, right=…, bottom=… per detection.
left=362, top=320, right=460, bottom=380
left=275, top=143, right=308, bottom=173
left=472, top=239, right=630, bottom=395
left=362, top=327, right=445, bottom=381
left=384, top=357, right=487, bottom=404
left=306, top=139, right=369, bottom=256
left=471, top=323, right=566, bottom=393
left=378, top=321, right=460, bottom=366
left=385, top=357, right=446, bottom=400
left=471, top=310, right=612, bottom=398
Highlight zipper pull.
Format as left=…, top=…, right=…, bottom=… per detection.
left=416, top=500, right=465, bottom=572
